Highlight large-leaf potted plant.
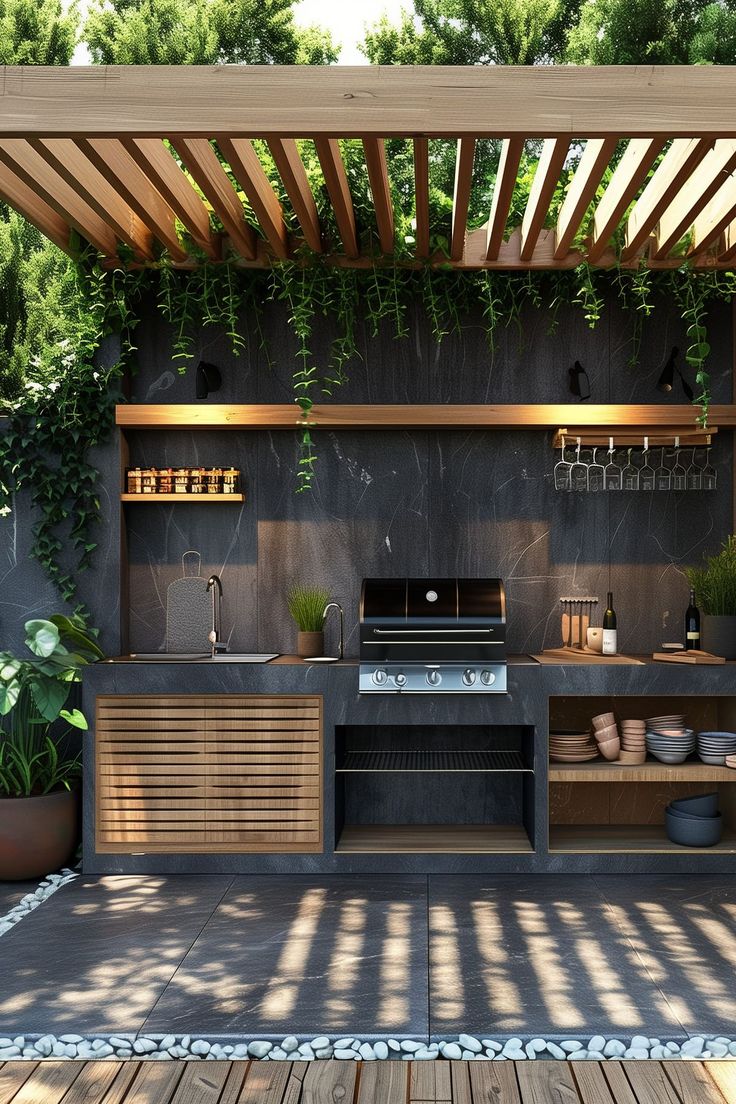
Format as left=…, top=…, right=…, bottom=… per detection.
left=0, top=614, right=103, bottom=879
left=686, top=536, right=736, bottom=659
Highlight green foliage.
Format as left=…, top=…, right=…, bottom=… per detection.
left=686, top=535, right=736, bottom=617
left=0, top=614, right=102, bottom=798
left=287, top=584, right=331, bottom=632
left=565, top=0, right=736, bottom=64
left=84, top=0, right=337, bottom=64
left=0, top=0, right=78, bottom=64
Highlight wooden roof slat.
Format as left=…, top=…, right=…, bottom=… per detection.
left=554, top=137, right=618, bottom=260
left=266, top=138, right=322, bottom=253
left=218, top=137, right=289, bottom=259
left=30, top=138, right=154, bottom=260
left=362, top=138, right=394, bottom=254
left=313, top=137, right=359, bottom=258
left=0, top=159, right=71, bottom=253
left=718, top=219, right=736, bottom=261
left=622, top=137, right=712, bottom=260
left=653, top=140, right=736, bottom=258
left=0, top=138, right=118, bottom=256
left=413, top=137, right=430, bottom=258
left=486, top=137, right=524, bottom=261
left=450, top=138, right=476, bottom=262
left=169, top=137, right=257, bottom=260
left=520, top=137, right=569, bottom=261
left=692, top=175, right=736, bottom=254
left=587, top=137, right=664, bottom=262
left=81, top=137, right=188, bottom=261
left=121, top=137, right=218, bottom=259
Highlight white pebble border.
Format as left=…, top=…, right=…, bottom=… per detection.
left=0, top=868, right=78, bottom=939
left=1, top=1033, right=735, bottom=1061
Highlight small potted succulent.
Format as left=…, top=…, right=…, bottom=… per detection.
left=287, top=584, right=331, bottom=658
left=0, top=614, right=103, bottom=879
left=686, top=535, right=736, bottom=659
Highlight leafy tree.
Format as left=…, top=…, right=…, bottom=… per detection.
left=0, top=0, right=78, bottom=65
left=565, top=0, right=736, bottom=64
left=84, top=0, right=338, bottom=65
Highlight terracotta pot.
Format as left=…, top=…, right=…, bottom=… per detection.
left=702, top=615, right=736, bottom=660
left=297, top=630, right=324, bottom=658
left=0, top=789, right=79, bottom=881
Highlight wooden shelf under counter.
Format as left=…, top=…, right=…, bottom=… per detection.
left=121, top=493, right=244, bottom=503
left=550, top=825, right=736, bottom=853
left=549, top=759, right=736, bottom=783
left=336, top=824, right=533, bottom=853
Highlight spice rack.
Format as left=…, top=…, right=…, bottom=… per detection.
left=122, top=466, right=244, bottom=503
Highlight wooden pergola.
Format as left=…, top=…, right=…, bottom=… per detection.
left=1, top=65, right=736, bottom=270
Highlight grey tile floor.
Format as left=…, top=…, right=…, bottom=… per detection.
left=0, top=874, right=734, bottom=1041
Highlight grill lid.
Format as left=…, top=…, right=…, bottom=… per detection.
left=361, top=578, right=506, bottom=624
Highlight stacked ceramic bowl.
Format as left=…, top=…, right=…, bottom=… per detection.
left=549, top=730, right=599, bottom=763
left=665, top=792, right=722, bottom=847
left=619, top=719, right=646, bottom=764
left=645, top=715, right=695, bottom=763
left=591, top=712, right=620, bottom=761
left=697, top=731, right=736, bottom=765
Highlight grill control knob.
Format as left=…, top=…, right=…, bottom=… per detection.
left=426, top=668, right=442, bottom=686
left=480, top=669, right=496, bottom=686
left=462, top=669, right=476, bottom=686
left=372, top=668, right=388, bottom=685
left=394, top=671, right=407, bottom=687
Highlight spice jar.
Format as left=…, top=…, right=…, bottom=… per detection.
left=206, top=467, right=223, bottom=494
left=190, top=467, right=206, bottom=494
left=142, top=469, right=157, bottom=494
left=157, top=468, right=174, bottom=494
left=173, top=468, right=189, bottom=494
left=127, top=467, right=143, bottom=494
left=223, top=468, right=239, bottom=494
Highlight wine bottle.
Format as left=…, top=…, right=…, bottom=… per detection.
left=685, top=587, right=701, bottom=651
left=602, top=591, right=617, bottom=655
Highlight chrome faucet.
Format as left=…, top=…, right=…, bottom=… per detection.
left=322, top=602, right=344, bottom=660
left=206, top=574, right=226, bottom=656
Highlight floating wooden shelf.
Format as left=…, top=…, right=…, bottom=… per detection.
left=336, top=824, right=533, bottom=853
left=549, top=760, right=736, bottom=783
left=120, top=493, right=244, bottom=503
left=550, top=824, right=736, bottom=853
left=116, top=403, right=736, bottom=431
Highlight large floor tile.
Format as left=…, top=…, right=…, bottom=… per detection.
left=428, top=875, right=687, bottom=1038
left=143, top=875, right=429, bottom=1039
left=0, top=875, right=232, bottom=1035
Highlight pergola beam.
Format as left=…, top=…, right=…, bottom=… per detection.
left=450, top=138, right=476, bottom=262
left=587, top=138, right=664, bottom=262
left=654, top=140, right=736, bottom=259
left=362, top=138, right=394, bottom=254
left=218, top=137, right=289, bottom=259
left=314, top=137, right=359, bottom=258
left=169, top=137, right=257, bottom=260
left=266, top=138, right=322, bottom=254
left=520, top=138, right=569, bottom=261
left=486, top=137, right=525, bottom=261
left=0, top=159, right=71, bottom=254
left=554, top=137, right=618, bottom=260
left=413, top=138, right=430, bottom=259
left=622, top=137, right=712, bottom=260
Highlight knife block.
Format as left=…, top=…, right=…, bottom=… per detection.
left=560, top=613, right=590, bottom=649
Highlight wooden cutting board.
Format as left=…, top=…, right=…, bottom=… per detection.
left=652, top=649, right=726, bottom=664
left=534, top=648, right=644, bottom=665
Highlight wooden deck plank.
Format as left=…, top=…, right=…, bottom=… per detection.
left=356, top=1061, right=407, bottom=1104
left=11, top=1062, right=83, bottom=1104
left=571, top=1063, right=617, bottom=1104
left=122, top=1062, right=184, bottom=1104
left=469, top=1061, right=523, bottom=1103
left=62, top=1062, right=129, bottom=1104
left=664, top=1062, right=729, bottom=1104
left=301, top=1060, right=357, bottom=1103
left=599, top=1065, right=639, bottom=1104
left=0, top=1062, right=38, bottom=1104
left=449, top=1063, right=472, bottom=1104
left=516, top=1062, right=580, bottom=1103
left=706, top=1064, right=736, bottom=1104
left=169, top=1062, right=232, bottom=1103
left=87, top=1062, right=141, bottom=1104
left=239, top=1061, right=294, bottom=1104
left=281, top=1062, right=308, bottom=1104
left=217, top=1063, right=251, bottom=1104
left=410, top=1061, right=452, bottom=1103
left=620, top=1063, right=681, bottom=1104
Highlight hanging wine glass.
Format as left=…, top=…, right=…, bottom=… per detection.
left=686, top=446, right=702, bottom=491
left=570, top=439, right=589, bottom=492
left=553, top=436, right=573, bottom=491
left=655, top=446, right=670, bottom=491
left=622, top=447, right=639, bottom=491
left=702, top=444, right=717, bottom=491
left=639, top=437, right=655, bottom=492
left=587, top=446, right=605, bottom=492
left=604, top=438, right=622, bottom=491
left=671, top=438, right=687, bottom=491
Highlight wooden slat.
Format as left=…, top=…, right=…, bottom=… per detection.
left=0, top=159, right=70, bottom=252
left=520, top=138, right=569, bottom=260
left=706, top=1063, right=736, bottom=1103
left=572, top=1063, right=617, bottom=1104
left=337, top=824, right=532, bottom=853
left=516, top=1062, right=579, bottom=1104
left=692, top=174, right=736, bottom=254
left=664, top=1062, right=729, bottom=1104
left=314, top=137, right=359, bottom=258
left=623, top=1063, right=681, bottom=1104
left=622, top=137, right=712, bottom=259
left=0, top=1062, right=38, bottom=1103
left=654, top=140, right=736, bottom=258
left=11, top=1063, right=83, bottom=1104
left=238, top=1061, right=295, bottom=1104
left=122, top=137, right=217, bottom=258
left=450, top=138, right=476, bottom=261
left=121, top=1063, right=184, bottom=1104
left=80, top=138, right=188, bottom=261
left=718, top=218, right=736, bottom=261
left=363, top=137, right=394, bottom=253
left=413, top=137, right=430, bottom=258
left=282, top=1063, right=309, bottom=1104
left=468, top=1062, right=522, bottom=1104
left=600, top=1065, right=639, bottom=1104
left=61, top=1062, right=129, bottom=1104
left=357, top=1062, right=407, bottom=1104
left=554, top=137, right=618, bottom=259
left=267, top=138, right=322, bottom=253
left=170, top=137, right=257, bottom=260
left=218, top=138, right=289, bottom=259
left=30, top=138, right=154, bottom=259
left=301, top=1060, right=358, bottom=1104
left=410, top=1061, right=452, bottom=1103
left=218, top=1064, right=251, bottom=1104
left=485, top=137, right=525, bottom=260
left=0, top=139, right=118, bottom=255
left=450, top=1064, right=472, bottom=1104
left=170, top=1062, right=231, bottom=1104
left=587, top=137, right=664, bottom=261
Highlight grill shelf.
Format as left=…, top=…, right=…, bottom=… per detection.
left=336, top=750, right=529, bottom=772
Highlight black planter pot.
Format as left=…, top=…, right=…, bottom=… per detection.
left=702, top=615, right=736, bottom=660
left=0, top=789, right=79, bottom=881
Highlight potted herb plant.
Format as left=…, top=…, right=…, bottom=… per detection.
left=0, top=614, right=103, bottom=879
left=686, top=536, right=736, bottom=659
left=287, top=584, right=331, bottom=658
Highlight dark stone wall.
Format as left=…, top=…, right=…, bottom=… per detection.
left=1, top=292, right=733, bottom=658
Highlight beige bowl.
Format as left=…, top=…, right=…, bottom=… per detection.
left=618, top=750, right=646, bottom=764
left=593, top=722, right=618, bottom=743
left=597, top=737, right=620, bottom=761
left=592, top=712, right=616, bottom=731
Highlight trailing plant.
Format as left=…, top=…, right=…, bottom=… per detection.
left=685, top=535, right=736, bottom=617
left=286, top=583, right=331, bottom=632
left=0, top=613, right=103, bottom=798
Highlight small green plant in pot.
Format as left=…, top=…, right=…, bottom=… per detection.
left=287, top=584, right=331, bottom=659
left=686, top=536, right=736, bottom=659
left=0, top=613, right=103, bottom=879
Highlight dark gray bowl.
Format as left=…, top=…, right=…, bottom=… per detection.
left=665, top=809, right=722, bottom=847
left=670, top=792, right=719, bottom=817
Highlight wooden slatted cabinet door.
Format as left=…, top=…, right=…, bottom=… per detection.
left=96, top=696, right=208, bottom=852
left=205, top=696, right=323, bottom=853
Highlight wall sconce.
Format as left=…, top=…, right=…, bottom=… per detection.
left=568, top=360, right=591, bottom=401
left=196, top=361, right=222, bottom=400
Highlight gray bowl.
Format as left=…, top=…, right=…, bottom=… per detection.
left=670, top=792, right=719, bottom=817
left=665, top=809, right=722, bottom=847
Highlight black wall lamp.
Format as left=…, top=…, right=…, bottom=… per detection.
left=196, top=361, right=222, bottom=400
left=568, top=360, right=591, bottom=401
left=656, top=346, right=694, bottom=401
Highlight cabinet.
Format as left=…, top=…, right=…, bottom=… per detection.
left=95, top=695, right=323, bottom=853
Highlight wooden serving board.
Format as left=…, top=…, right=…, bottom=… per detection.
left=652, top=649, right=726, bottom=664
left=534, top=648, right=644, bottom=665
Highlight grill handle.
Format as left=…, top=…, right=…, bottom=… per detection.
left=372, top=628, right=493, bottom=635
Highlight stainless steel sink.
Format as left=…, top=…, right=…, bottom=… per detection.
left=128, top=653, right=279, bottom=663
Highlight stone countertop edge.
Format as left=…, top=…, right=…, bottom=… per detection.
left=96, top=653, right=735, bottom=667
